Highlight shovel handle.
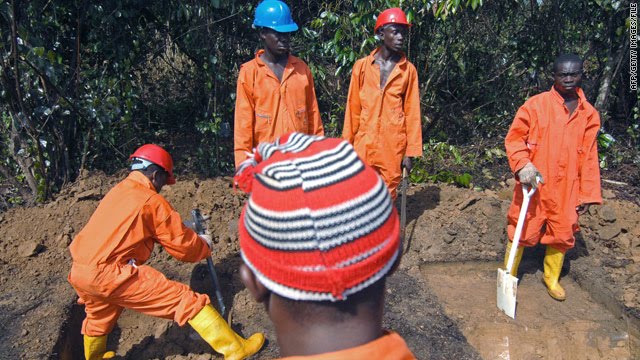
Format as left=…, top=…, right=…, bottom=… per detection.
left=505, top=180, right=539, bottom=273
left=206, top=257, right=226, bottom=316
left=400, top=167, right=408, bottom=253
left=191, top=209, right=227, bottom=316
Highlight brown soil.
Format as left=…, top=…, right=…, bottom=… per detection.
left=0, top=171, right=638, bottom=359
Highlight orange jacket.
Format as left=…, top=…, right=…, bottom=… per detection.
left=68, top=171, right=211, bottom=335
left=234, top=50, right=324, bottom=167
left=505, top=86, right=602, bottom=250
left=342, top=48, right=422, bottom=197
left=278, top=331, right=416, bottom=360
left=69, top=171, right=210, bottom=267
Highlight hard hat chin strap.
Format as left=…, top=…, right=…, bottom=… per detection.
left=131, top=158, right=155, bottom=171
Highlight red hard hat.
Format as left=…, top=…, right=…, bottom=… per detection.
left=375, top=8, right=411, bottom=32
left=129, top=144, right=176, bottom=185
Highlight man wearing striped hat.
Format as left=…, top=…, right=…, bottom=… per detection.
left=234, top=132, right=416, bottom=359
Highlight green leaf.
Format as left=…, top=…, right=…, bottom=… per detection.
left=46, top=50, right=57, bottom=63
left=454, top=173, right=472, bottom=188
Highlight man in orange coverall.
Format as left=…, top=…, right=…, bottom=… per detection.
left=68, top=144, right=264, bottom=360
left=503, top=54, right=602, bottom=301
left=234, top=0, right=324, bottom=167
left=342, top=8, right=422, bottom=199
left=234, top=132, right=416, bottom=359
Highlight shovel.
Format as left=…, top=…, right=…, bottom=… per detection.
left=400, top=167, right=409, bottom=254
left=190, top=209, right=227, bottom=317
left=497, top=183, right=537, bottom=319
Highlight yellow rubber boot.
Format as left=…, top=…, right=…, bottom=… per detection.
left=83, top=335, right=116, bottom=360
left=189, top=304, right=265, bottom=360
left=543, top=246, right=566, bottom=301
left=503, top=241, right=524, bottom=277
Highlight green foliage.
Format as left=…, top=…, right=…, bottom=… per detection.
left=408, top=140, right=475, bottom=188
left=0, top=0, right=636, bottom=206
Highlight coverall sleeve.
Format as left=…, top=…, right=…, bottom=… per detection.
left=234, top=65, right=256, bottom=168
left=505, top=104, right=533, bottom=173
left=342, top=60, right=364, bottom=144
left=147, top=195, right=210, bottom=263
left=404, top=65, right=423, bottom=157
left=306, top=67, right=324, bottom=136
left=578, top=110, right=602, bottom=205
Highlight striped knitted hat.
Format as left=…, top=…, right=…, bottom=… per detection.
left=235, top=132, right=400, bottom=301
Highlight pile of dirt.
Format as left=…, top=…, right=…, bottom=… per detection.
left=0, top=171, right=637, bottom=359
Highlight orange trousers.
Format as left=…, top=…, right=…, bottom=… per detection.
left=69, top=262, right=209, bottom=336
left=506, top=186, right=579, bottom=253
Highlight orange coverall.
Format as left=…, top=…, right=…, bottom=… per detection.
left=278, top=331, right=415, bottom=360
left=505, top=86, right=602, bottom=253
left=68, top=171, right=211, bottom=336
left=234, top=50, right=324, bottom=167
left=342, top=48, right=422, bottom=199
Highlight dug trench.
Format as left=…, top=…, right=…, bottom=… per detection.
left=0, top=172, right=638, bottom=359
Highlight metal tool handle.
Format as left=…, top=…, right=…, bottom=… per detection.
left=505, top=180, right=539, bottom=273
left=400, top=167, right=408, bottom=251
left=191, top=209, right=226, bottom=316
left=206, top=257, right=226, bottom=316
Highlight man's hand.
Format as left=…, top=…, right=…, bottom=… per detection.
left=576, top=203, right=592, bottom=215
left=402, top=157, right=413, bottom=174
left=517, top=162, right=544, bottom=186
left=200, top=234, right=213, bottom=249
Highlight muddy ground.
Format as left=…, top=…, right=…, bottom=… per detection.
left=0, top=171, right=638, bottom=359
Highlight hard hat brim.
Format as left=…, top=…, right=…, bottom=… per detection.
left=273, top=23, right=298, bottom=32
left=375, top=22, right=412, bottom=32
left=254, top=22, right=298, bottom=33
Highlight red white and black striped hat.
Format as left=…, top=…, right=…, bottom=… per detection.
left=235, top=132, right=400, bottom=301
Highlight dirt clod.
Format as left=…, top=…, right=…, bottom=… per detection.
left=600, top=205, right=617, bottom=223
left=18, top=241, right=44, bottom=257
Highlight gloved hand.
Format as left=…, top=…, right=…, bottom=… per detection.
left=402, top=157, right=413, bottom=174
left=517, top=162, right=543, bottom=186
left=200, top=234, right=213, bottom=249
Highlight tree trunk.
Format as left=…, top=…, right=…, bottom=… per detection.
left=594, top=37, right=629, bottom=125
left=8, top=116, right=38, bottom=204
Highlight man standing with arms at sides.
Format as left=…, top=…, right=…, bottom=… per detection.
left=68, top=144, right=264, bottom=360
left=503, top=54, right=602, bottom=301
left=234, top=0, right=324, bottom=168
left=342, top=8, right=422, bottom=200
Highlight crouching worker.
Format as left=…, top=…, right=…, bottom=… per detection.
left=234, top=132, right=416, bottom=359
left=67, top=144, right=264, bottom=360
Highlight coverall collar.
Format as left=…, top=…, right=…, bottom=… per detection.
left=549, top=85, right=586, bottom=109
left=255, top=49, right=299, bottom=82
left=367, top=47, right=407, bottom=67
left=128, top=171, right=158, bottom=192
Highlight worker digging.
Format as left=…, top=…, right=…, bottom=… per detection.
left=67, top=144, right=264, bottom=360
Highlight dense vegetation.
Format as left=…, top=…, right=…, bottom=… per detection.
left=0, top=0, right=637, bottom=208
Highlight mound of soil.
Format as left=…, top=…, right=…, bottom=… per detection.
left=0, top=171, right=637, bottom=359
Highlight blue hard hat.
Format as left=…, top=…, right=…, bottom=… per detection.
left=253, top=0, right=298, bottom=33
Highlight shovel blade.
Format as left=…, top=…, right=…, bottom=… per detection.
left=497, top=268, right=518, bottom=319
